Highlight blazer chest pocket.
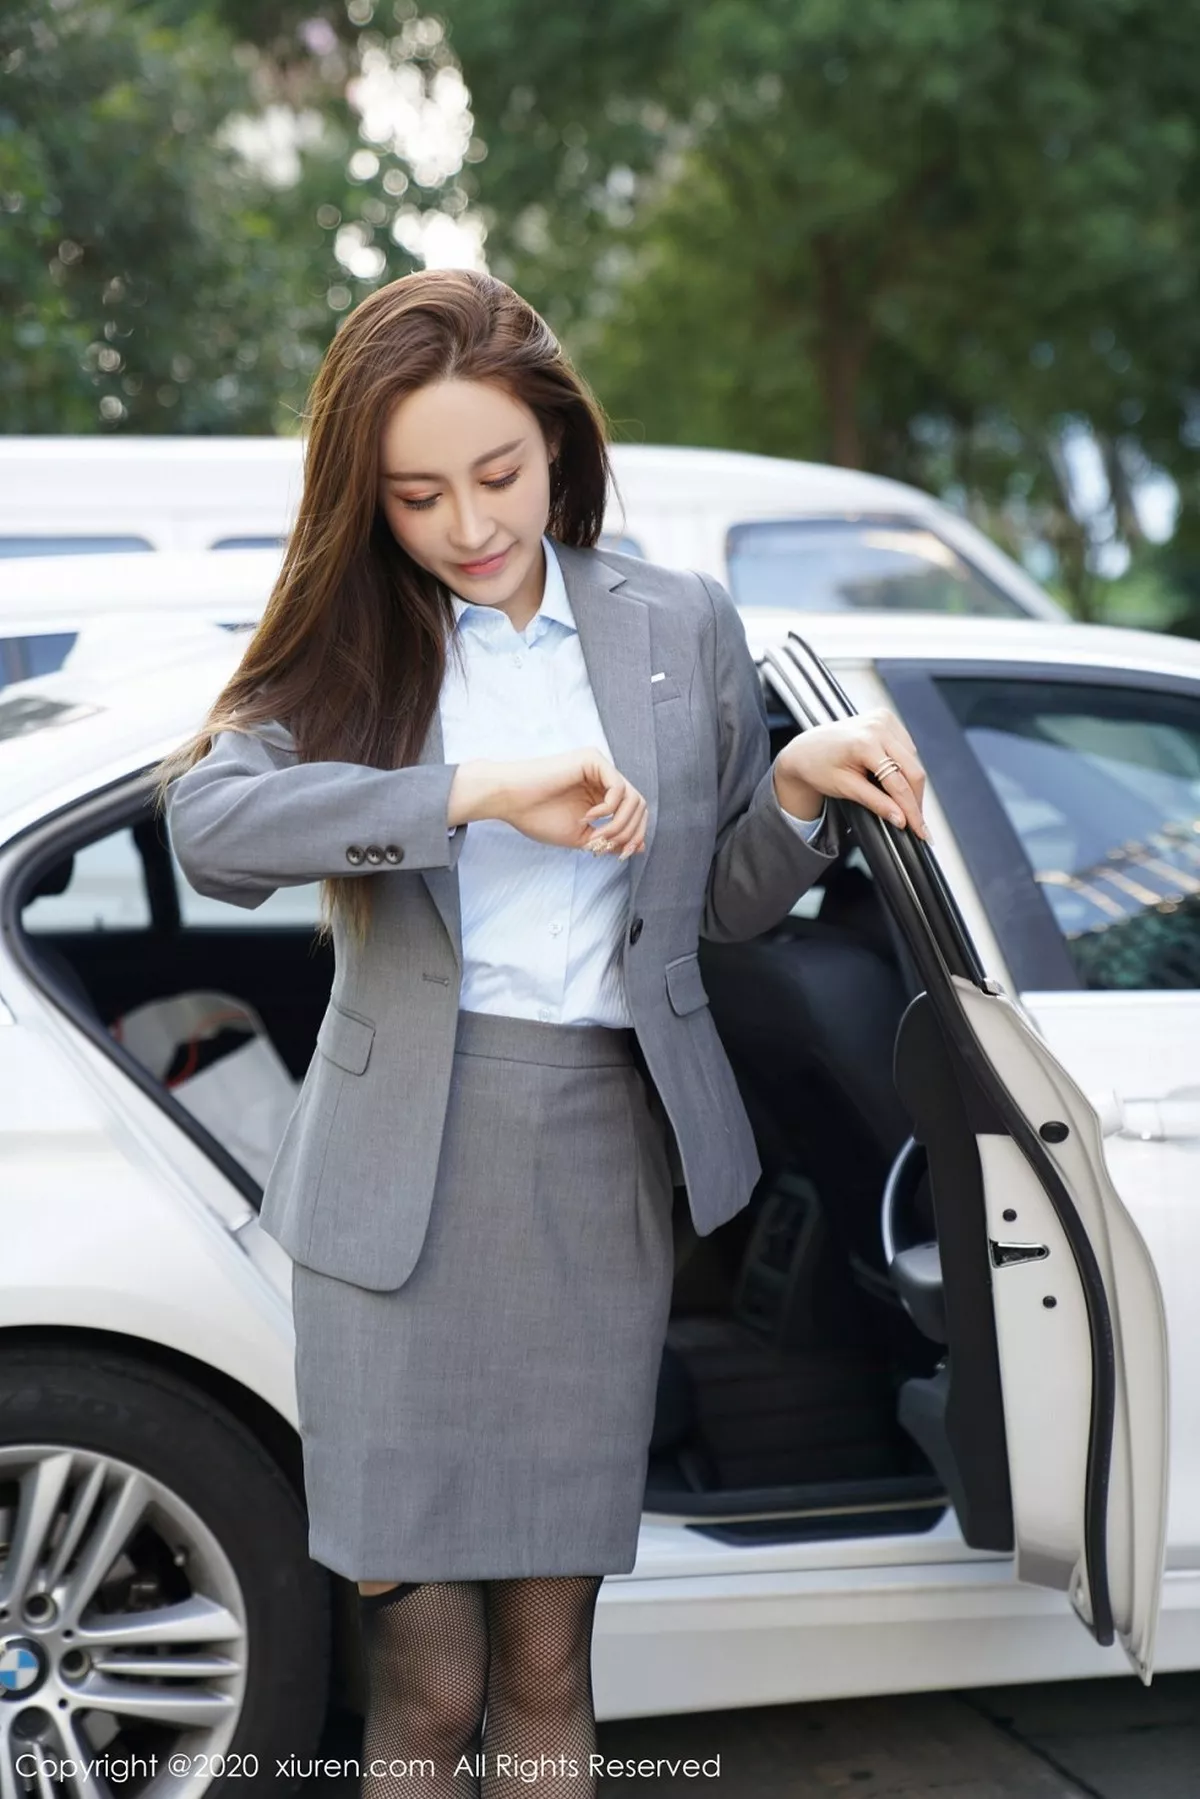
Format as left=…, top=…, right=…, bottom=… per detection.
left=316, top=1002, right=376, bottom=1074
left=650, top=676, right=697, bottom=768
left=664, top=952, right=710, bottom=1016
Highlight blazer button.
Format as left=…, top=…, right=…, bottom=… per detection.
left=365, top=844, right=384, bottom=865
left=629, top=915, right=644, bottom=944
left=384, top=844, right=404, bottom=865
left=345, top=844, right=365, bottom=866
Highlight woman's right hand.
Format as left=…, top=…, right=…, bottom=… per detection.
left=450, top=750, right=648, bottom=858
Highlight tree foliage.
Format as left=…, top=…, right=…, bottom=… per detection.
left=4, top=0, right=1198, bottom=626
left=0, top=0, right=426, bottom=432
left=445, top=0, right=1200, bottom=619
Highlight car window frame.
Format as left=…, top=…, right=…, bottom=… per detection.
left=879, top=658, right=1200, bottom=995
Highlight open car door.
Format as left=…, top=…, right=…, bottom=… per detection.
left=762, top=632, right=1169, bottom=1682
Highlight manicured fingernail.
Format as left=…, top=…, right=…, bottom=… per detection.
left=620, top=844, right=634, bottom=860
left=891, top=812, right=905, bottom=827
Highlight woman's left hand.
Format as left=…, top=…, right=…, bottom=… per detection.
left=772, top=707, right=932, bottom=841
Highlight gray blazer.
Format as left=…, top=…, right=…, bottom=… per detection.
left=167, top=541, right=842, bottom=1290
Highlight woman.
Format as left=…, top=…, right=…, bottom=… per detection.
left=157, top=269, right=928, bottom=1798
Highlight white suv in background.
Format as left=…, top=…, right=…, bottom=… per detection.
left=0, top=438, right=1064, bottom=667
left=0, top=438, right=1069, bottom=691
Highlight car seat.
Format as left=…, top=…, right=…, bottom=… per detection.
left=697, top=861, right=927, bottom=1359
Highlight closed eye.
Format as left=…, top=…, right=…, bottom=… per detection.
left=397, top=470, right=519, bottom=512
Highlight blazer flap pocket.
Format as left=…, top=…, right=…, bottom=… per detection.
left=651, top=677, right=683, bottom=704
left=317, top=1003, right=376, bottom=1075
left=664, top=952, right=710, bottom=1017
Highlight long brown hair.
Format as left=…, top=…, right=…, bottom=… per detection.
left=152, top=269, right=613, bottom=949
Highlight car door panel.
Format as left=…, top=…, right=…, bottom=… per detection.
left=957, top=972, right=1168, bottom=1671
left=762, top=633, right=1170, bottom=1681
left=888, top=663, right=1199, bottom=1598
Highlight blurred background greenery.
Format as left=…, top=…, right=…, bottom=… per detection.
left=3, top=0, right=1198, bottom=631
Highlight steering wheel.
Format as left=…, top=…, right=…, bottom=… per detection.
left=881, top=1135, right=947, bottom=1343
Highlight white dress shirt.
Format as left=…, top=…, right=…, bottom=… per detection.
left=440, top=538, right=826, bottom=1027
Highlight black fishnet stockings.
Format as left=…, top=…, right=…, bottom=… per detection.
left=358, top=1582, right=487, bottom=1798
left=480, top=1576, right=603, bottom=1795
left=356, top=1575, right=603, bottom=1798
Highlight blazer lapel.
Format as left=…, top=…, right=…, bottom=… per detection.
left=552, top=540, right=659, bottom=908
left=417, top=539, right=659, bottom=967
left=416, top=701, right=464, bottom=968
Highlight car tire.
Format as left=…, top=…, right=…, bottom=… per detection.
left=0, top=1342, right=331, bottom=1798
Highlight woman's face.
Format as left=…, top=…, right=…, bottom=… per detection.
left=377, top=378, right=556, bottom=618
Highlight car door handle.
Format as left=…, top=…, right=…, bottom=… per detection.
left=1089, top=1085, right=1200, bottom=1143
left=1121, top=1097, right=1200, bottom=1143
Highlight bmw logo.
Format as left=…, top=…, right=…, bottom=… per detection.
left=0, top=1641, right=45, bottom=1698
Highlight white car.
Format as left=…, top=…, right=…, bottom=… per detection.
left=0, top=439, right=1065, bottom=682
left=0, top=598, right=1195, bottom=1792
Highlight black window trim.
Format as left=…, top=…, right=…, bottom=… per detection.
left=878, top=657, right=1200, bottom=996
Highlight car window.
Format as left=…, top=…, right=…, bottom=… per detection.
left=0, top=632, right=79, bottom=689
left=727, top=518, right=1026, bottom=616
left=938, top=677, right=1200, bottom=990
left=210, top=535, right=286, bottom=550
left=168, top=840, right=323, bottom=928
left=23, top=829, right=151, bottom=932
left=599, top=532, right=644, bottom=558
left=0, top=536, right=153, bottom=557
left=24, top=831, right=322, bottom=932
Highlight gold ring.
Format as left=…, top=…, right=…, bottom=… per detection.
left=873, top=757, right=901, bottom=782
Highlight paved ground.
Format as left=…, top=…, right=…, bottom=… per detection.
left=317, top=1670, right=1200, bottom=1795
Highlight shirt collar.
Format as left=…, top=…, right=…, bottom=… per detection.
left=449, top=536, right=576, bottom=641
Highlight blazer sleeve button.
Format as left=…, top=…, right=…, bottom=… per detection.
left=384, top=844, right=404, bottom=864
left=345, top=844, right=365, bottom=865
left=365, top=844, right=384, bottom=865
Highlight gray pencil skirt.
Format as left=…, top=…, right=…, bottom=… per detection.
left=290, top=1007, right=676, bottom=1582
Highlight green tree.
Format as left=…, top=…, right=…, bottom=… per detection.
left=0, top=0, right=444, bottom=431
left=445, top=0, right=1200, bottom=622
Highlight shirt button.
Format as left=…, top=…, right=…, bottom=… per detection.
left=513, top=654, right=523, bottom=667
left=537, top=1007, right=552, bottom=1022
left=549, top=921, right=562, bottom=936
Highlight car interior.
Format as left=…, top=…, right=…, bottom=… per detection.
left=14, top=703, right=957, bottom=1552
